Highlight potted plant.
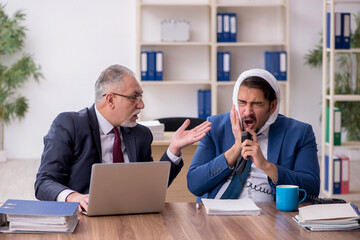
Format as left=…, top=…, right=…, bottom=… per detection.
left=0, top=4, right=43, bottom=161
left=304, top=12, right=360, bottom=142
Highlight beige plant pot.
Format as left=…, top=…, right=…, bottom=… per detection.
left=0, top=150, right=6, bottom=162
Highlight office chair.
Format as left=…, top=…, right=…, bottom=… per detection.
left=156, top=117, right=206, bottom=131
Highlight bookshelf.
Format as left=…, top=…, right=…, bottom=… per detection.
left=321, top=0, right=360, bottom=199
left=136, top=0, right=290, bottom=120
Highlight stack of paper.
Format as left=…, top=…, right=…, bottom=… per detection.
left=294, top=203, right=360, bottom=231
left=201, top=198, right=261, bottom=215
left=138, top=120, right=165, bottom=140
left=0, top=199, right=79, bottom=233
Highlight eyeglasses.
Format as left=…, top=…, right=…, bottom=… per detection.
left=102, top=92, right=143, bottom=103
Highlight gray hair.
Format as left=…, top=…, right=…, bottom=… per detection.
left=95, top=64, right=136, bottom=102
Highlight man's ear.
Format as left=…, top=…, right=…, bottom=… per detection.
left=270, top=99, right=277, bottom=114
left=106, top=93, right=116, bottom=109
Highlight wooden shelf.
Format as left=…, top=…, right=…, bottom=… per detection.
left=141, top=42, right=211, bottom=46
left=326, top=94, right=360, bottom=101
left=217, top=3, right=286, bottom=8
left=325, top=141, right=360, bottom=149
left=137, top=0, right=290, bottom=119
left=321, top=0, right=360, bottom=199
left=217, top=41, right=286, bottom=47
left=326, top=48, right=360, bottom=53
left=141, top=3, right=211, bottom=7
left=140, top=80, right=211, bottom=85
left=327, top=0, right=360, bottom=5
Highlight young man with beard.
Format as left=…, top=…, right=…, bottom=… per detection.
left=35, top=64, right=211, bottom=211
left=187, top=69, right=320, bottom=202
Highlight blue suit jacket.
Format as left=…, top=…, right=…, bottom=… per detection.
left=35, top=105, right=183, bottom=201
left=187, top=113, right=320, bottom=200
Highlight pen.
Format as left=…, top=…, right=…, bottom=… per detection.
left=196, top=203, right=200, bottom=210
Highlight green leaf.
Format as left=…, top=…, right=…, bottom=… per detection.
left=0, top=4, right=26, bottom=55
left=0, top=4, right=43, bottom=149
left=307, top=12, right=360, bottom=141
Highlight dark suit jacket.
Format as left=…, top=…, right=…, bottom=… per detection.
left=187, top=113, right=320, bottom=201
left=35, top=105, right=183, bottom=201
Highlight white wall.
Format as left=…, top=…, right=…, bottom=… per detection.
left=4, top=0, right=136, bottom=159
left=289, top=1, right=323, bottom=145
left=4, top=0, right=324, bottom=159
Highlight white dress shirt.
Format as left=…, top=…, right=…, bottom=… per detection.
left=215, top=126, right=273, bottom=202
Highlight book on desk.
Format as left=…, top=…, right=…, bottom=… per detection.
left=0, top=199, right=80, bottom=234
left=294, top=202, right=360, bottom=232
left=201, top=198, right=261, bottom=216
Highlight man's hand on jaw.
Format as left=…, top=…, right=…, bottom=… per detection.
left=225, top=105, right=244, bottom=168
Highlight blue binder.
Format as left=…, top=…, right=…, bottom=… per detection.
left=141, top=51, right=148, bottom=81
left=229, top=13, right=237, bottom=42
left=272, top=52, right=280, bottom=80
left=265, top=51, right=272, bottom=75
left=222, top=13, right=230, bottom=42
left=197, top=90, right=205, bottom=119
left=204, top=89, right=211, bottom=119
left=327, top=12, right=342, bottom=49
left=217, top=52, right=224, bottom=81
left=325, top=155, right=341, bottom=194
left=223, top=52, right=230, bottom=81
left=155, top=51, right=163, bottom=81
left=147, top=51, right=156, bottom=81
left=217, top=13, right=223, bottom=42
left=0, top=199, right=79, bottom=216
left=279, top=51, right=287, bottom=81
left=342, top=13, right=351, bottom=49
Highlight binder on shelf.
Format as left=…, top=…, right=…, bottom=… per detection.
left=265, top=51, right=272, bottom=77
left=147, top=51, right=156, bottom=81
left=229, top=13, right=237, bottom=42
left=155, top=51, right=163, bottom=81
left=204, top=89, right=211, bottom=119
left=327, top=12, right=342, bottom=49
left=273, top=52, right=280, bottom=79
left=197, top=90, right=205, bottom=119
left=334, top=156, right=341, bottom=194
left=265, top=51, right=286, bottom=81
left=197, top=89, right=211, bottom=119
left=324, top=155, right=341, bottom=194
left=217, top=52, right=224, bottom=81
left=326, top=106, right=342, bottom=146
left=217, top=13, right=223, bottom=42
left=279, top=51, right=287, bottom=81
left=223, top=52, right=230, bottom=81
left=222, top=13, right=230, bottom=42
left=342, top=12, right=351, bottom=49
left=339, top=154, right=350, bottom=194
left=141, top=51, right=148, bottom=81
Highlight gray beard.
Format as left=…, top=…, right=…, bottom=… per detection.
left=121, top=119, right=137, bottom=128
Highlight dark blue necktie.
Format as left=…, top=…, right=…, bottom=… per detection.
left=220, top=157, right=253, bottom=199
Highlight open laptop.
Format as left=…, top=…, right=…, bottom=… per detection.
left=84, top=161, right=170, bottom=216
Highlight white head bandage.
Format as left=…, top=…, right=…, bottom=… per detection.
left=232, top=68, right=280, bottom=131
